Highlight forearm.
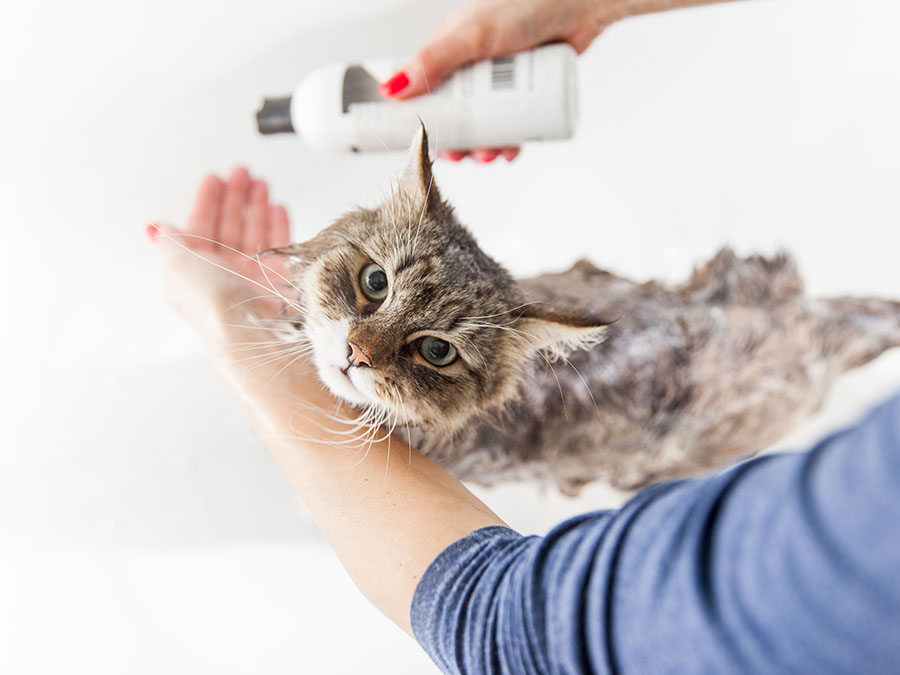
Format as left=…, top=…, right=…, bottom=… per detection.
left=413, top=394, right=900, bottom=672
left=208, top=316, right=504, bottom=635
left=601, top=0, right=741, bottom=24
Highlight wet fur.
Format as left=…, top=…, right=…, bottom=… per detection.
left=279, top=129, right=900, bottom=494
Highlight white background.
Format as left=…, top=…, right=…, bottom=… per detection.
left=2, top=0, right=899, bottom=672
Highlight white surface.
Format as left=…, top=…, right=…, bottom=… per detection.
left=2, top=0, right=900, bottom=673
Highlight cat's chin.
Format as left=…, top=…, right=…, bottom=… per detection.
left=305, top=317, right=373, bottom=407
left=318, top=363, right=373, bottom=408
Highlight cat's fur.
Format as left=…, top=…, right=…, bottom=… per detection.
left=276, top=127, right=900, bottom=494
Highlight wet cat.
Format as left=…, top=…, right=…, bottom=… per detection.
left=274, top=127, right=900, bottom=494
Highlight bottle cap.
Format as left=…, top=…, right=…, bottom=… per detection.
left=256, top=97, right=295, bottom=135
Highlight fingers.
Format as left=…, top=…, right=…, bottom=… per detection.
left=242, top=180, right=269, bottom=254
left=268, top=204, right=290, bottom=249
left=438, top=147, right=520, bottom=162
left=220, top=170, right=290, bottom=253
left=218, top=167, right=251, bottom=251
left=382, top=25, right=490, bottom=100
left=185, top=174, right=225, bottom=249
left=568, top=20, right=610, bottom=55
left=149, top=169, right=290, bottom=254
left=146, top=221, right=163, bottom=243
left=441, top=151, right=469, bottom=162
left=145, top=222, right=190, bottom=266
left=474, top=149, right=500, bottom=163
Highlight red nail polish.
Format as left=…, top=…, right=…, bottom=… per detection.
left=379, top=71, right=410, bottom=97
left=145, top=223, right=160, bottom=241
left=477, top=151, right=498, bottom=163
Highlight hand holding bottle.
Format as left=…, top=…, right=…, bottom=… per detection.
left=378, top=0, right=619, bottom=161
left=380, top=0, right=733, bottom=161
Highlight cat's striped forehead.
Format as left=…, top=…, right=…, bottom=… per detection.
left=289, top=148, right=556, bottom=431
left=358, top=214, right=519, bottom=330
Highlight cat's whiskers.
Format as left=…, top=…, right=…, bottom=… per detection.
left=383, top=178, right=409, bottom=256
left=263, top=339, right=320, bottom=386
left=454, top=333, right=493, bottom=389
left=383, top=407, right=399, bottom=482
left=226, top=325, right=313, bottom=371
left=237, top=344, right=315, bottom=373
left=466, top=320, right=603, bottom=421
left=282, top=401, right=382, bottom=439
left=488, top=323, right=600, bottom=412
left=458, top=301, right=548, bottom=322
left=222, top=294, right=303, bottom=318
left=377, top=381, right=415, bottom=479
left=410, top=173, right=435, bottom=257
left=222, top=321, right=310, bottom=340
left=344, top=407, right=394, bottom=469
left=228, top=340, right=305, bottom=360
left=227, top=340, right=309, bottom=359
left=269, top=402, right=395, bottom=453
left=317, top=405, right=383, bottom=440
left=460, top=320, right=570, bottom=418
left=225, top=333, right=301, bottom=347
left=260, top=419, right=390, bottom=451
left=160, top=231, right=304, bottom=315
left=392, top=386, right=413, bottom=471
left=398, top=179, right=413, bottom=255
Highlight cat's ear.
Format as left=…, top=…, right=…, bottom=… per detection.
left=259, top=228, right=341, bottom=268
left=514, top=305, right=609, bottom=360
left=396, top=123, right=441, bottom=214
left=259, top=243, right=312, bottom=267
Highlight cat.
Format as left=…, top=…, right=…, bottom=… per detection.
left=271, top=126, right=900, bottom=495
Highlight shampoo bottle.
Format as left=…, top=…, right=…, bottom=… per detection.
left=256, top=43, right=578, bottom=153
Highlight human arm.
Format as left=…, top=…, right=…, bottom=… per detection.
left=412, top=394, right=900, bottom=672
left=381, top=0, right=739, bottom=161
left=151, top=173, right=900, bottom=669
left=148, top=169, right=506, bottom=634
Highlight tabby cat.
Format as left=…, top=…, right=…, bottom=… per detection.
left=274, top=127, right=899, bottom=494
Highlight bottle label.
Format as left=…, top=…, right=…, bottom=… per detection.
left=335, top=45, right=570, bottom=151
left=489, top=56, right=516, bottom=90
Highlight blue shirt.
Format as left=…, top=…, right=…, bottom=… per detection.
left=410, top=393, right=900, bottom=674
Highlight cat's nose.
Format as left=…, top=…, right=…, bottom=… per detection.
left=347, top=341, right=373, bottom=368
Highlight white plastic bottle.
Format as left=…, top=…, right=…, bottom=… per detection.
left=256, top=44, right=578, bottom=153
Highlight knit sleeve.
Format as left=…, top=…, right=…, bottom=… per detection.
left=410, top=393, right=900, bottom=674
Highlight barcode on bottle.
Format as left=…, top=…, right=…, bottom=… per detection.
left=490, top=57, right=515, bottom=89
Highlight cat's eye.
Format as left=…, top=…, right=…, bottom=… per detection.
left=419, top=336, right=457, bottom=367
left=359, top=263, right=389, bottom=301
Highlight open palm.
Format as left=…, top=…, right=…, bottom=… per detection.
left=148, top=168, right=297, bottom=330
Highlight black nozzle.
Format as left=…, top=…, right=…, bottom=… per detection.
left=256, top=97, right=295, bottom=135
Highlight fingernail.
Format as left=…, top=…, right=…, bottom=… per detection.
left=476, top=151, right=499, bottom=163
left=145, top=223, right=160, bottom=241
left=379, top=71, right=410, bottom=97
left=442, top=151, right=467, bottom=162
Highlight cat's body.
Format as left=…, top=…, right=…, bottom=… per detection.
left=405, top=250, right=900, bottom=493
left=278, top=127, right=900, bottom=494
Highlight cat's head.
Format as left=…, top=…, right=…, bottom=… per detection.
left=282, top=127, right=606, bottom=432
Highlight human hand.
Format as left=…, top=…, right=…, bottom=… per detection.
left=146, top=168, right=295, bottom=340
left=379, top=0, right=621, bottom=162
left=147, top=174, right=507, bottom=644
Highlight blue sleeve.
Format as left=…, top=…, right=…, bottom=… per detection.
left=410, top=393, right=900, bottom=674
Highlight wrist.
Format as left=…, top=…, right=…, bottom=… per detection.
left=203, top=310, right=340, bottom=442
left=598, top=0, right=729, bottom=23
left=591, top=0, right=637, bottom=27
